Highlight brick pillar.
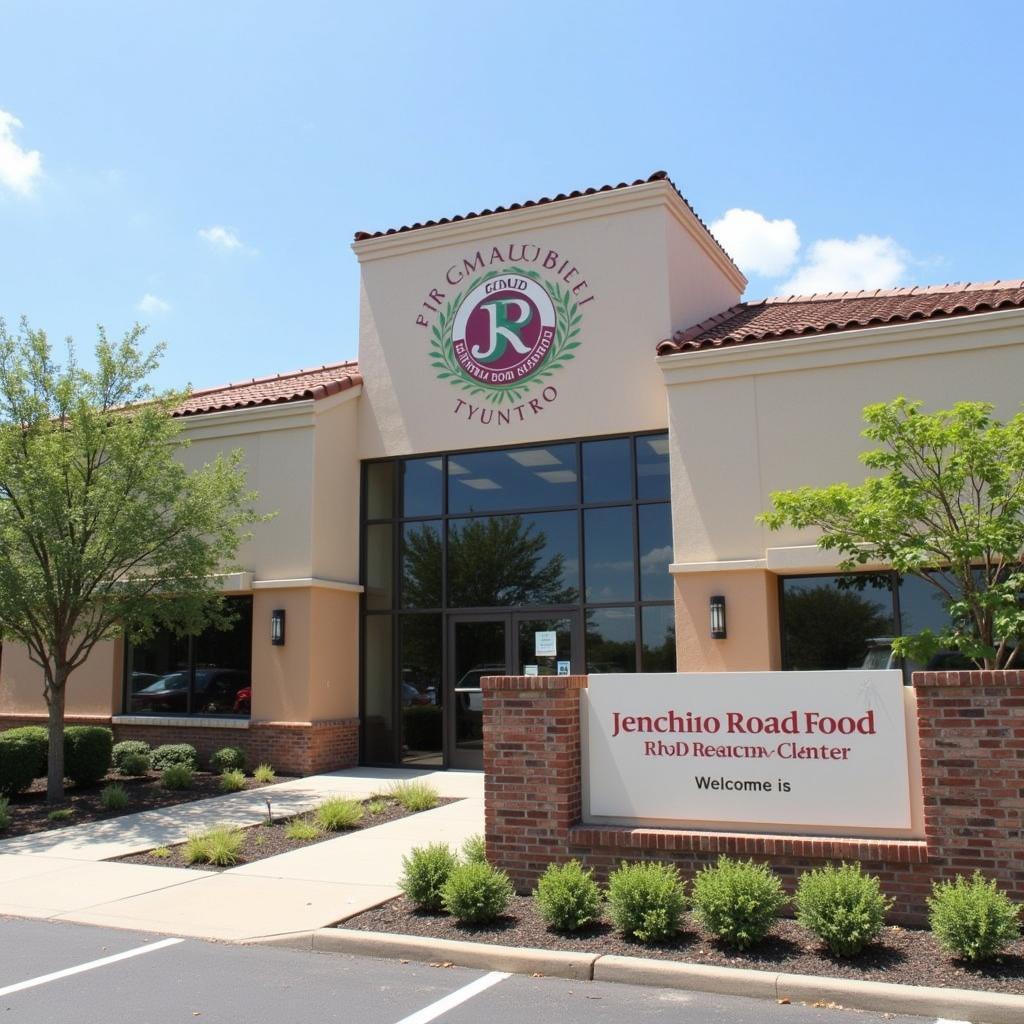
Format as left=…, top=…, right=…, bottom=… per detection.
left=482, top=674, right=586, bottom=892
left=913, top=669, right=1024, bottom=905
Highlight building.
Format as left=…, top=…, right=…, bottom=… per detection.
left=2, top=172, right=1023, bottom=774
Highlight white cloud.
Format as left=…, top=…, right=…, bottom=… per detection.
left=198, top=225, right=252, bottom=252
left=710, top=208, right=800, bottom=277
left=137, top=293, right=171, bottom=314
left=778, top=235, right=909, bottom=296
left=0, top=109, right=42, bottom=196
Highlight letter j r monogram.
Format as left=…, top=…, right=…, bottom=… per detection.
left=471, top=299, right=534, bottom=362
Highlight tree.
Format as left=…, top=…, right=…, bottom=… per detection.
left=759, top=398, right=1024, bottom=669
left=0, top=319, right=262, bottom=801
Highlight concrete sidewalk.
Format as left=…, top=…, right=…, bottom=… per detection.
left=0, top=768, right=483, bottom=941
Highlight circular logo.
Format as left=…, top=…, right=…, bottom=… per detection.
left=451, top=276, right=556, bottom=386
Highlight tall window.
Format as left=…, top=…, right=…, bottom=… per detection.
left=361, top=432, right=674, bottom=764
left=125, top=597, right=253, bottom=717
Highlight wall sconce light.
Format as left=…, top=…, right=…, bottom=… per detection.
left=710, top=595, right=727, bottom=640
left=271, top=609, right=286, bottom=646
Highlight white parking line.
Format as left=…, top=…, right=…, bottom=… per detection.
left=393, top=970, right=510, bottom=1024
left=0, top=937, right=184, bottom=997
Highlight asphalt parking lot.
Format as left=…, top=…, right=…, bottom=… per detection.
left=0, top=916, right=943, bottom=1024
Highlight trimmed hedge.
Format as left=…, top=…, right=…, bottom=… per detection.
left=63, top=727, right=113, bottom=785
left=150, top=744, right=199, bottom=772
left=0, top=726, right=47, bottom=779
left=112, top=740, right=151, bottom=774
left=210, top=746, right=246, bottom=772
left=0, top=729, right=47, bottom=795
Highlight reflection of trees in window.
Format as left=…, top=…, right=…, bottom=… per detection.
left=586, top=608, right=636, bottom=672
left=784, top=585, right=893, bottom=670
left=642, top=623, right=676, bottom=671
left=445, top=516, right=578, bottom=607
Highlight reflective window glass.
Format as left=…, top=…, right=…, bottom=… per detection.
left=638, top=503, right=673, bottom=601
left=586, top=607, right=637, bottom=673
left=365, top=524, right=393, bottom=611
left=400, top=614, right=442, bottom=767
left=127, top=631, right=190, bottom=714
left=401, top=521, right=442, bottom=609
left=782, top=574, right=895, bottom=670
left=636, top=433, right=670, bottom=500
left=402, top=458, right=443, bottom=518
left=363, top=615, right=394, bottom=763
left=642, top=605, right=676, bottom=672
left=447, top=444, right=577, bottom=514
left=584, top=506, right=634, bottom=602
left=365, top=462, right=395, bottom=520
left=582, top=438, right=632, bottom=504
left=448, top=511, right=579, bottom=607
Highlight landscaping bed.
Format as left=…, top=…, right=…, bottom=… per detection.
left=0, top=770, right=280, bottom=839
left=345, top=893, right=1024, bottom=996
left=116, top=795, right=458, bottom=871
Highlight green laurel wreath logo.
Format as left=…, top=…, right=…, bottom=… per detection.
left=429, top=265, right=583, bottom=406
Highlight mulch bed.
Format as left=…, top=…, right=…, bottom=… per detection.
left=116, top=797, right=458, bottom=871
left=346, top=894, right=1024, bottom=996
left=0, top=771, right=281, bottom=839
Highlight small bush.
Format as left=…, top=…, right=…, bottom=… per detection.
left=284, top=817, right=322, bottom=841
left=534, top=860, right=603, bottom=932
left=441, top=861, right=514, bottom=924
left=151, top=744, right=199, bottom=772
left=366, top=799, right=388, bottom=815
left=691, top=856, right=786, bottom=950
left=0, top=729, right=47, bottom=795
left=150, top=846, right=171, bottom=859
left=607, top=861, right=686, bottom=943
left=390, top=779, right=439, bottom=812
left=99, top=783, right=129, bottom=811
left=462, top=833, right=487, bottom=865
left=47, top=808, right=73, bottom=822
left=64, top=726, right=113, bottom=786
left=120, top=752, right=151, bottom=776
left=253, top=763, right=276, bottom=783
left=928, top=872, right=1022, bottom=962
left=161, top=764, right=193, bottom=790
left=184, top=826, right=244, bottom=866
left=210, top=746, right=246, bottom=772
left=112, top=740, right=151, bottom=774
left=795, top=863, right=891, bottom=957
left=219, top=768, right=246, bottom=793
left=0, top=796, right=10, bottom=830
left=399, top=843, right=459, bottom=910
left=314, top=797, right=364, bottom=831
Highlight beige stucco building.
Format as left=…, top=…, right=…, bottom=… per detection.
left=2, top=172, right=1022, bottom=773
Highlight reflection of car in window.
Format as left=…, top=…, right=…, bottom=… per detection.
left=455, top=665, right=504, bottom=712
left=858, top=637, right=975, bottom=681
left=130, top=668, right=250, bottom=714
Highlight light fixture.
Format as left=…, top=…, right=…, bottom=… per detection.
left=271, top=609, right=286, bottom=646
left=710, top=596, right=727, bottom=640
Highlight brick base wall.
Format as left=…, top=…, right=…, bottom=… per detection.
left=0, top=715, right=359, bottom=776
left=482, top=671, right=1024, bottom=927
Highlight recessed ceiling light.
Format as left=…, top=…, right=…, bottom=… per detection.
left=537, top=470, right=577, bottom=484
left=507, top=449, right=560, bottom=467
left=461, top=478, right=501, bottom=490
left=447, top=460, right=470, bottom=475
left=646, top=437, right=669, bottom=456
left=425, top=459, right=443, bottom=472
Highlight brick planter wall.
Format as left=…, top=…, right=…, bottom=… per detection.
left=482, top=671, right=1024, bottom=926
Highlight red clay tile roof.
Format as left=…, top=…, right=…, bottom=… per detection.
left=658, top=280, right=1024, bottom=355
left=173, top=362, right=361, bottom=417
left=353, top=171, right=740, bottom=277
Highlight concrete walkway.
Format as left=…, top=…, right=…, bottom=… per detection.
left=0, top=768, right=483, bottom=941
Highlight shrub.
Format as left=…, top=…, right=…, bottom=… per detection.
left=691, top=856, right=786, bottom=950
left=795, top=863, right=891, bottom=957
left=607, top=861, right=686, bottom=943
left=112, top=740, right=151, bottom=774
left=366, top=799, right=388, bottom=815
left=534, top=860, right=603, bottom=932
left=47, top=808, right=73, bottom=822
left=64, top=726, right=113, bottom=786
left=151, top=744, right=199, bottom=772
left=0, top=729, right=47, bottom=795
left=441, top=861, right=514, bottom=924
left=399, top=843, right=460, bottom=910
left=390, top=779, right=439, bottom=812
left=314, top=797, right=364, bottom=831
left=150, top=846, right=171, bottom=859
left=253, top=763, right=276, bottom=783
left=219, top=768, right=246, bottom=793
left=462, top=833, right=487, bottom=865
left=0, top=796, right=10, bottom=830
left=161, top=764, right=193, bottom=790
left=184, top=826, right=244, bottom=866
left=928, top=872, right=1022, bottom=962
left=99, top=783, right=129, bottom=811
left=120, top=752, right=150, bottom=776
left=210, top=746, right=246, bottom=772
left=284, top=817, right=322, bottom=841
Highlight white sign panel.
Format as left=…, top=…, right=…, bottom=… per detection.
left=535, top=631, right=557, bottom=656
left=586, top=672, right=911, bottom=831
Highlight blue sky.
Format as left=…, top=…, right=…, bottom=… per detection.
left=2, top=0, right=1022, bottom=392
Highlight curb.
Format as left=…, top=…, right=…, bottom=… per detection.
left=288, top=928, right=1024, bottom=1024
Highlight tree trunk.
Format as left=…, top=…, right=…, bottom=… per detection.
left=44, top=677, right=67, bottom=804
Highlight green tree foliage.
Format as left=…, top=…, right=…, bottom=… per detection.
left=0, top=318, right=262, bottom=801
left=782, top=583, right=893, bottom=669
left=760, top=398, right=1024, bottom=668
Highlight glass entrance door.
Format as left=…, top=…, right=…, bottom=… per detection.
left=513, top=615, right=577, bottom=678
left=448, top=616, right=508, bottom=770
